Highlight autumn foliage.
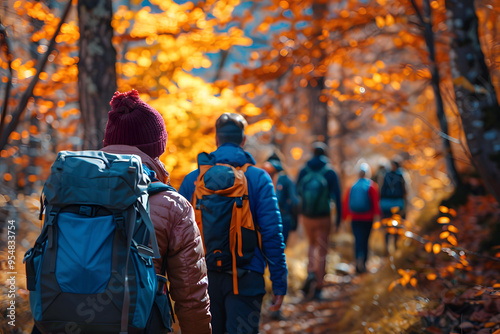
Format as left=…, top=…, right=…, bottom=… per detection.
left=1, top=0, right=500, bottom=332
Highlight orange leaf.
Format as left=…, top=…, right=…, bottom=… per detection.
left=427, top=273, right=437, bottom=281
left=447, top=225, right=459, bottom=233
left=447, top=235, right=458, bottom=246
left=439, top=206, right=449, bottom=213
left=484, top=322, right=496, bottom=328
left=425, top=242, right=433, bottom=253
left=410, top=277, right=417, bottom=287
left=440, top=231, right=450, bottom=239
left=437, top=216, right=450, bottom=224
left=433, top=244, right=441, bottom=254
left=388, top=281, right=397, bottom=292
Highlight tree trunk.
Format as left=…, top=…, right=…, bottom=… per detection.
left=308, top=78, right=329, bottom=143
left=309, top=0, right=329, bottom=143
left=78, top=0, right=117, bottom=150
left=417, top=0, right=463, bottom=188
left=445, top=0, right=500, bottom=203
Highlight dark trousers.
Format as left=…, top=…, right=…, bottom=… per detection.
left=208, top=271, right=264, bottom=334
left=351, top=220, right=373, bottom=272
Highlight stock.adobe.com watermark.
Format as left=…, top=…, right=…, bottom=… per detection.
left=6, top=219, right=17, bottom=327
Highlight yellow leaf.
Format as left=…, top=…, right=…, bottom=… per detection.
left=433, top=244, right=441, bottom=254
left=448, top=225, right=459, bottom=233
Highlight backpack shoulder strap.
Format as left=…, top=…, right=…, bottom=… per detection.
left=239, top=163, right=253, bottom=173
left=148, top=182, right=177, bottom=196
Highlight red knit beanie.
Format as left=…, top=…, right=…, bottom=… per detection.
left=103, top=90, right=167, bottom=159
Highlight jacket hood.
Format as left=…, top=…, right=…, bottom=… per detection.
left=306, top=155, right=329, bottom=171
left=211, top=143, right=256, bottom=167
left=101, top=145, right=170, bottom=183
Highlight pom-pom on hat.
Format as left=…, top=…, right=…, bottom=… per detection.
left=103, top=90, right=167, bottom=159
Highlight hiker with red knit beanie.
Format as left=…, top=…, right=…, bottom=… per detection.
left=102, top=90, right=212, bottom=334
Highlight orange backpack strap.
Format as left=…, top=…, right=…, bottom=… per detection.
left=193, top=156, right=260, bottom=295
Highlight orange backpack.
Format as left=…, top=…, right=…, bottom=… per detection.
left=192, top=152, right=262, bottom=294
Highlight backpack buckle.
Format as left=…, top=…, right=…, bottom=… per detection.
left=79, top=205, right=94, bottom=217
left=195, top=199, right=202, bottom=210
left=115, top=216, right=125, bottom=230
left=236, top=197, right=243, bottom=208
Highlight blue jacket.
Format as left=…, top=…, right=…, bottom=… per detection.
left=297, top=155, right=342, bottom=227
left=179, top=143, right=288, bottom=296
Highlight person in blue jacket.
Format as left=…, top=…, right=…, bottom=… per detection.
left=179, top=113, right=288, bottom=334
left=296, top=142, right=341, bottom=300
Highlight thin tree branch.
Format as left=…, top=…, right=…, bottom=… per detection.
left=0, top=0, right=73, bottom=151
left=0, top=19, right=13, bottom=138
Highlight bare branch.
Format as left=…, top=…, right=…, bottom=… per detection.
left=0, top=0, right=73, bottom=151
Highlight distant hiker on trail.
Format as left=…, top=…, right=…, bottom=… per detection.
left=342, top=163, right=381, bottom=274
left=262, top=151, right=299, bottom=321
left=262, top=152, right=299, bottom=244
left=371, top=163, right=387, bottom=187
left=380, top=159, right=407, bottom=254
left=27, top=90, right=211, bottom=334
left=179, top=113, right=288, bottom=334
left=296, top=142, right=341, bottom=300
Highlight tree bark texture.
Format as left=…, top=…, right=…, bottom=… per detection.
left=78, top=0, right=117, bottom=150
left=446, top=0, right=500, bottom=202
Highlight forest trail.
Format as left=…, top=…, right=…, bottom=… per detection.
left=260, top=227, right=394, bottom=334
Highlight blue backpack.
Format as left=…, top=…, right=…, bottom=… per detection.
left=298, top=166, right=331, bottom=217
left=349, top=178, right=372, bottom=213
left=191, top=152, right=261, bottom=295
left=24, top=151, right=172, bottom=334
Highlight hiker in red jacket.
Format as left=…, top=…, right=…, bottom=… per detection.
left=342, top=163, right=381, bottom=274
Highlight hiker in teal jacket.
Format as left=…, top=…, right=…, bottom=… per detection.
left=179, top=113, right=288, bottom=334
